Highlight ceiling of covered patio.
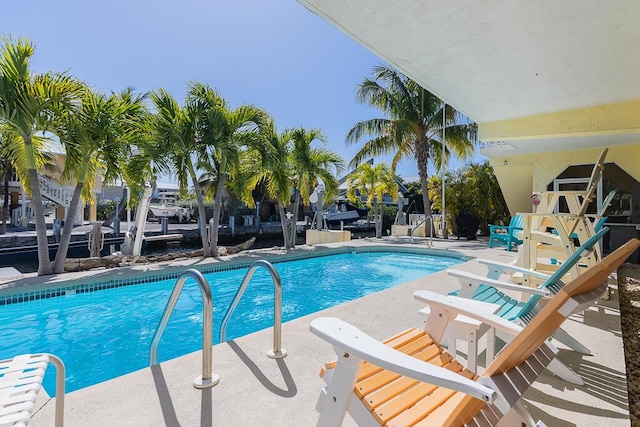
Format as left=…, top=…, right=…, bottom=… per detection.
left=298, top=0, right=640, bottom=148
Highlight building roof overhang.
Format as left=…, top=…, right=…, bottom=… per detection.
left=298, top=0, right=640, bottom=154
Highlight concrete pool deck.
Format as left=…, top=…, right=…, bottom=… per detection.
left=22, top=237, right=632, bottom=426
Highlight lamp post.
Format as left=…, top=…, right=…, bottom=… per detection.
left=441, top=103, right=448, bottom=239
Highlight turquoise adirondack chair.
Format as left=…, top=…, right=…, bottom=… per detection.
left=488, top=215, right=523, bottom=251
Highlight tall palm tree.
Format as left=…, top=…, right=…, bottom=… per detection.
left=288, top=127, right=344, bottom=248
left=347, top=162, right=397, bottom=238
left=187, top=82, right=267, bottom=257
left=347, top=65, right=477, bottom=220
left=149, top=88, right=212, bottom=256
left=51, top=87, right=148, bottom=273
left=0, top=37, right=82, bottom=275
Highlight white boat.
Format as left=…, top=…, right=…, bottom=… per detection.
left=323, top=202, right=368, bottom=225
left=148, top=203, right=191, bottom=222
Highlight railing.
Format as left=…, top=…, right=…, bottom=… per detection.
left=410, top=214, right=434, bottom=247
left=149, top=269, right=219, bottom=389
left=40, top=176, right=74, bottom=207
left=11, top=205, right=32, bottom=227
left=219, top=260, right=287, bottom=359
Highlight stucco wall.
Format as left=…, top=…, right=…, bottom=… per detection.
left=492, top=164, right=533, bottom=216
left=489, top=143, right=640, bottom=215
left=479, top=100, right=640, bottom=141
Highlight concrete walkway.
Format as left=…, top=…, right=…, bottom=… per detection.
left=21, top=237, right=631, bottom=426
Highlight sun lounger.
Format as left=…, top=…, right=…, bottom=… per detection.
left=0, top=353, right=65, bottom=427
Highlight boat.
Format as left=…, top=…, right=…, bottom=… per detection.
left=323, top=202, right=368, bottom=225
left=148, top=203, right=192, bottom=222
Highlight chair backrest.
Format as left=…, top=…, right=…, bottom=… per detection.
left=487, top=237, right=637, bottom=375
left=590, top=190, right=616, bottom=233
left=599, top=190, right=617, bottom=217
left=577, top=148, right=608, bottom=217
left=513, top=226, right=609, bottom=319
left=509, top=215, right=523, bottom=234
left=594, top=216, right=608, bottom=232
left=509, top=215, right=524, bottom=228
left=448, top=237, right=640, bottom=424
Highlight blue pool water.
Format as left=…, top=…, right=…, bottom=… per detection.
left=0, top=250, right=461, bottom=394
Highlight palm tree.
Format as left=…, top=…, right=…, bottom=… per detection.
left=346, top=65, right=477, bottom=221
left=347, top=162, right=397, bottom=238
left=149, top=88, right=212, bottom=256
left=51, top=87, right=148, bottom=273
left=288, top=128, right=344, bottom=248
left=0, top=129, right=18, bottom=234
left=0, top=37, right=82, bottom=275
left=187, top=82, right=267, bottom=257
left=233, top=119, right=295, bottom=248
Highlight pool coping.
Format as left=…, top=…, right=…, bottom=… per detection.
left=0, top=243, right=470, bottom=306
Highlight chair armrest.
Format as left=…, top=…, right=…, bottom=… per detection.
left=414, top=290, right=524, bottom=336
left=447, top=269, right=552, bottom=297
left=476, top=259, right=552, bottom=280
left=310, top=317, right=496, bottom=403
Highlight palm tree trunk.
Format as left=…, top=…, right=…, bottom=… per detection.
left=209, top=174, right=226, bottom=256
left=191, top=174, right=210, bottom=257
left=288, top=191, right=299, bottom=249
left=416, top=148, right=432, bottom=217
left=277, top=203, right=290, bottom=249
left=276, top=193, right=290, bottom=248
left=102, top=187, right=127, bottom=228
left=28, top=168, right=53, bottom=275
left=416, top=146, right=434, bottom=235
left=52, top=183, right=83, bottom=273
left=376, top=202, right=383, bottom=238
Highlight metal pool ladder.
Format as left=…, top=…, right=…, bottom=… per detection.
left=149, top=269, right=219, bottom=389
left=411, top=214, right=434, bottom=247
left=219, top=260, right=287, bottom=359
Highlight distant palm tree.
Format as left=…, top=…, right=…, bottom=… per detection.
left=52, top=87, right=148, bottom=273
left=288, top=127, right=344, bottom=248
left=347, top=65, right=477, bottom=220
left=233, top=123, right=344, bottom=249
left=187, top=82, right=267, bottom=257
left=0, top=37, right=83, bottom=275
left=347, top=162, right=397, bottom=238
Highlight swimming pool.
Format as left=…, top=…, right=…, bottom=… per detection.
left=0, top=247, right=464, bottom=395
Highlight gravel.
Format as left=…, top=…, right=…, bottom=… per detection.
left=619, top=263, right=640, bottom=426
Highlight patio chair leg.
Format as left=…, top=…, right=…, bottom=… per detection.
left=498, top=400, right=542, bottom=426
left=546, top=358, right=583, bottom=385
left=552, top=327, right=592, bottom=355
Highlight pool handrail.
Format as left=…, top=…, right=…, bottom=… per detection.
left=410, top=214, right=434, bottom=246
left=149, top=268, right=219, bottom=389
left=219, top=259, right=287, bottom=359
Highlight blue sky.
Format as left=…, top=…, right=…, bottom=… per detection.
left=1, top=0, right=484, bottom=181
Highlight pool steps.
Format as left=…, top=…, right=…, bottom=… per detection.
left=219, top=259, right=287, bottom=360
left=149, top=269, right=218, bottom=389
left=148, top=260, right=285, bottom=390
